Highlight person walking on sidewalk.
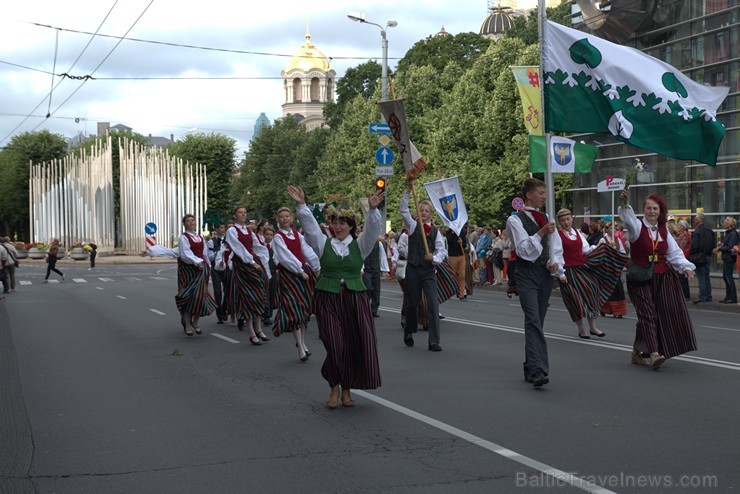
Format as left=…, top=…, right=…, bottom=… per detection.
left=43, top=239, right=64, bottom=283
left=1, top=237, right=18, bottom=292
left=690, top=214, right=714, bottom=304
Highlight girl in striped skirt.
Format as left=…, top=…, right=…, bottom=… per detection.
left=599, top=222, right=628, bottom=318
left=553, top=209, right=627, bottom=339
left=618, top=191, right=697, bottom=369
left=271, top=207, right=320, bottom=362
left=287, top=185, right=384, bottom=409
left=225, top=206, right=272, bottom=346
left=176, top=214, right=218, bottom=336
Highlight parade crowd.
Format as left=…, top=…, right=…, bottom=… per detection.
left=5, top=180, right=739, bottom=402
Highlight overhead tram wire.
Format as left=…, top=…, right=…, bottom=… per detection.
left=0, top=0, right=120, bottom=145
left=29, top=0, right=154, bottom=134
left=28, top=22, right=402, bottom=61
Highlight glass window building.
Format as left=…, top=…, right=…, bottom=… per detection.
left=566, top=0, right=739, bottom=272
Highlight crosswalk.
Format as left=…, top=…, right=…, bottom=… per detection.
left=16, top=276, right=172, bottom=286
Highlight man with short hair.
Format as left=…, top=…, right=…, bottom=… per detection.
left=690, top=214, right=715, bottom=303
left=506, top=178, right=561, bottom=387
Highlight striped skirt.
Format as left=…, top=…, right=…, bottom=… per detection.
left=560, top=244, right=628, bottom=322
left=627, top=270, right=697, bottom=358
left=231, top=257, right=267, bottom=319
left=272, top=267, right=316, bottom=336
left=600, top=278, right=627, bottom=316
left=313, top=288, right=381, bottom=389
left=175, top=260, right=217, bottom=317
left=436, top=259, right=460, bottom=304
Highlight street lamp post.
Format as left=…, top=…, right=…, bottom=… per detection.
left=347, top=13, right=397, bottom=103
left=348, top=13, right=397, bottom=234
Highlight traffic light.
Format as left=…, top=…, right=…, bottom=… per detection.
left=375, top=177, right=387, bottom=193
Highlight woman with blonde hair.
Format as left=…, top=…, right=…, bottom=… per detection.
left=716, top=216, right=738, bottom=304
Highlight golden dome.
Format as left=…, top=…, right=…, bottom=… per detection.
left=285, top=32, right=331, bottom=73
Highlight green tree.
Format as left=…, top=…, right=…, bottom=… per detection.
left=169, top=133, right=238, bottom=226
left=323, top=60, right=383, bottom=129
left=0, top=130, right=68, bottom=240
left=396, top=32, right=492, bottom=74
left=234, top=117, right=328, bottom=222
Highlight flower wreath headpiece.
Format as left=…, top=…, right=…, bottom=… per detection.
left=324, top=203, right=358, bottom=222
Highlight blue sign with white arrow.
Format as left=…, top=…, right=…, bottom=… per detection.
left=145, top=222, right=157, bottom=235
left=375, top=146, right=395, bottom=165
left=368, top=123, right=391, bottom=134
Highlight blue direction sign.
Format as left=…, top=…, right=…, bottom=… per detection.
left=368, top=123, right=391, bottom=134
left=145, top=222, right=157, bottom=235
left=375, top=146, right=395, bottom=165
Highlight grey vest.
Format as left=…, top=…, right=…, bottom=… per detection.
left=364, top=241, right=381, bottom=271
left=517, top=213, right=549, bottom=268
left=407, top=223, right=437, bottom=267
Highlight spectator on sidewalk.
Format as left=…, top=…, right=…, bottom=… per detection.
left=1, top=237, right=19, bottom=292
left=676, top=220, right=692, bottom=300
left=716, top=217, right=738, bottom=304
left=690, top=214, right=714, bottom=303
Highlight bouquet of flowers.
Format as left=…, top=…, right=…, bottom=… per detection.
left=619, top=160, right=649, bottom=206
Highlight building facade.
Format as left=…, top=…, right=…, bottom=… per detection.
left=566, top=0, right=739, bottom=272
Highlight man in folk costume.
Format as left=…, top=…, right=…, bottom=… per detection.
left=362, top=236, right=389, bottom=318
left=226, top=206, right=272, bottom=345
left=271, top=206, right=320, bottom=362
left=399, top=182, right=448, bottom=352
left=506, top=178, right=561, bottom=387
left=207, top=223, right=228, bottom=323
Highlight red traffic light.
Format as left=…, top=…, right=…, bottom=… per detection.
left=375, top=177, right=387, bottom=190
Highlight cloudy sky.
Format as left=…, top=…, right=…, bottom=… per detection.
left=0, top=0, right=514, bottom=153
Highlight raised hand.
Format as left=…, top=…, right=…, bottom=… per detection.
left=368, top=190, right=386, bottom=210
left=286, top=185, right=306, bottom=205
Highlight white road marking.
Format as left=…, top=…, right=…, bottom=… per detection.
left=73, top=278, right=87, bottom=283
left=117, top=295, right=127, bottom=300
left=378, top=307, right=740, bottom=371
left=98, top=277, right=114, bottom=282
left=211, top=333, right=240, bottom=344
left=354, top=390, right=617, bottom=494
left=125, top=277, right=142, bottom=281
left=150, top=276, right=167, bottom=280
left=19, top=281, right=32, bottom=286
left=96, top=287, right=104, bottom=290
left=149, top=309, right=166, bottom=315
left=701, top=325, right=740, bottom=333
left=48, top=280, right=60, bottom=284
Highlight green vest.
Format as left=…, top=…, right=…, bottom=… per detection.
left=517, top=212, right=549, bottom=268
left=315, top=237, right=367, bottom=293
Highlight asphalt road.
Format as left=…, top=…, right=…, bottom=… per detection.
left=2, top=264, right=739, bottom=493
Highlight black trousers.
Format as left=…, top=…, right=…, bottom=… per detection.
left=363, top=268, right=381, bottom=315
left=211, top=268, right=226, bottom=319
left=45, top=257, right=63, bottom=280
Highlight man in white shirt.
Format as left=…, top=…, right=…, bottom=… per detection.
left=506, top=178, right=560, bottom=387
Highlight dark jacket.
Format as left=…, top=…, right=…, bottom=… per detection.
left=690, top=223, right=715, bottom=260
left=719, top=228, right=739, bottom=263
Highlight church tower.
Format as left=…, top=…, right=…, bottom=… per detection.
left=281, top=25, right=336, bottom=130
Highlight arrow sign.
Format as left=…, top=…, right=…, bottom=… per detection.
left=145, top=222, right=157, bottom=235
left=375, top=146, right=394, bottom=165
left=369, top=123, right=391, bottom=134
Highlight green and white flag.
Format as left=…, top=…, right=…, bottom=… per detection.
left=543, top=20, right=729, bottom=165
left=529, top=135, right=597, bottom=174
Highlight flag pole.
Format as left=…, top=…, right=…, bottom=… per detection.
left=409, top=181, right=431, bottom=256
left=538, top=0, right=555, bottom=260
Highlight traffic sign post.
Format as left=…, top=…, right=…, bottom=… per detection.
left=369, top=123, right=391, bottom=133
left=375, top=166, right=394, bottom=176
left=375, top=146, right=395, bottom=166
left=512, top=197, right=525, bottom=211
left=145, top=222, right=157, bottom=251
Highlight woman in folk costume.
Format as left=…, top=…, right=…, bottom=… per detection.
left=271, top=206, right=321, bottom=362
left=263, top=226, right=279, bottom=321
left=214, top=220, right=238, bottom=326
left=552, top=209, right=627, bottom=339
left=618, top=190, right=697, bottom=369
left=225, top=206, right=272, bottom=346
left=599, top=221, right=628, bottom=318
left=399, top=183, right=448, bottom=352
left=287, top=185, right=384, bottom=409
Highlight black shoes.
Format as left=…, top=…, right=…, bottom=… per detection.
left=531, top=371, right=549, bottom=388
left=589, top=330, right=606, bottom=338
left=428, top=343, right=442, bottom=352
left=372, top=312, right=380, bottom=318
left=404, top=334, right=414, bottom=347
left=249, top=335, right=262, bottom=345
left=578, top=334, right=590, bottom=339
left=256, top=331, right=270, bottom=342
left=237, top=319, right=245, bottom=331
